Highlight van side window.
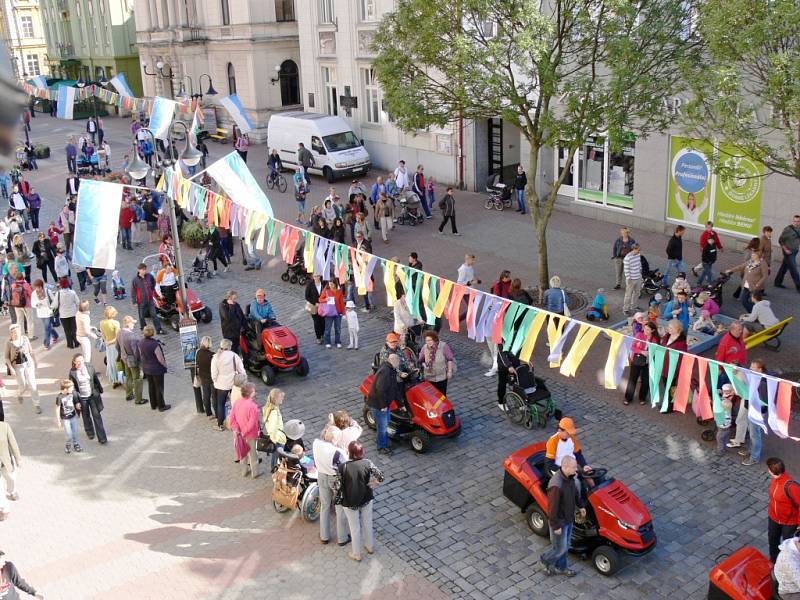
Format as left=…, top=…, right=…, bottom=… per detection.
left=311, top=136, right=326, bottom=154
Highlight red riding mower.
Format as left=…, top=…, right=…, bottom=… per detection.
left=239, top=307, right=309, bottom=385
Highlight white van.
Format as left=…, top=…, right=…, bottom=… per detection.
left=268, top=112, right=372, bottom=183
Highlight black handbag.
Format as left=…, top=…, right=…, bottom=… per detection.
left=732, top=285, right=742, bottom=299
left=256, top=432, right=274, bottom=454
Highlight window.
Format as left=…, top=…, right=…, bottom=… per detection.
left=227, top=62, right=236, bottom=95
left=25, top=54, right=40, bottom=75
left=275, top=0, right=294, bottom=21
left=319, top=0, right=333, bottom=24
left=555, top=135, right=635, bottom=210
left=87, top=0, right=93, bottom=16
left=322, top=66, right=337, bottom=115
left=363, top=68, right=380, bottom=124
left=278, top=59, right=299, bottom=106
left=20, top=15, right=34, bottom=38
left=99, top=0, right=104, bottom=14
left=75, top=0, right=81, bottom=18
left=221, top=0, right=230, bottom=25
left=311, top=136, right=324, bottom=154
left=322, top=131, right=360, bottom=151
left=360, top=0, right=376, bottom=21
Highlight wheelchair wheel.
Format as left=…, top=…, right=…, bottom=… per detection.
left=300, top=483, right=321, bottom=522
left=536, top=407, right=548, bottom=428
left=504, top=391, right=526, bottom=425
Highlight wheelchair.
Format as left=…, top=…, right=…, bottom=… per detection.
left=504, top=364, right=559, bottom=429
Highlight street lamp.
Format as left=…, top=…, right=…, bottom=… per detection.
left=127, top=123, right=202, bottom=321
left=199, top=73, right=217, bottom=96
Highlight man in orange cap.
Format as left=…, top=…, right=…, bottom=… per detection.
left=378, top=331, right=412, bottom=377
left=545, top=417, right=592, bottom=475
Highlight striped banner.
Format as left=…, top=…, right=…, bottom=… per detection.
left=219, top=94, right=254, bottom=133
left=73, top=180, right=124, bottom=269
left=56, top=86, right=76, bottom=119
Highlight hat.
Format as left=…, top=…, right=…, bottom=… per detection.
left=676, top=272, right=686, bottom=279
left=558, top=417, right=577, bottom=435
left=721, top=383, right=734, bottom=394
left=284, top=419, right=305, bottom=440
left=386, top=332, right=400, bottom=343
left=345, top=300, right=356, bottom=309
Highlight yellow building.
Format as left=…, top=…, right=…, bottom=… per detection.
left=0, top=0, right=50, bottom=80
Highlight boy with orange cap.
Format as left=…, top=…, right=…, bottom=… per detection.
left=545, top=417, right=592, bottom=475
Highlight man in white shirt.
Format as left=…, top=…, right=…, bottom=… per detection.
left=457, top=254, right=480, bottom=286
left=394, top=160, right=409, bottom=191
left=622, top=244, right=643, bottom=316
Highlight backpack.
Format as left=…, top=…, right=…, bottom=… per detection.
left=10, top=281, right=26, bottom=308
left=438, top=197, right=447, bottom=210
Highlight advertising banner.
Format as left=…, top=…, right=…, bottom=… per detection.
left=180, top=322, right=199, bottom=369
left=666, top=136, right=714, bottom=226
left=712, top=146, right=764, bottom=237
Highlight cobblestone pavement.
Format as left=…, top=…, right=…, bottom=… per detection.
left=0, top=115, right=793, bottom=599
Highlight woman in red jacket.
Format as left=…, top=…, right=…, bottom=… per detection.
left=767, top=457, right=800, bottom=562
left=660, top=319, right=688, bottom=411
left=318, top=280, right=345, bottom=348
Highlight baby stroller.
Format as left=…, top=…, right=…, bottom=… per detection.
left=271, top=447, right=320, bottom=522
left=397, top=190, right=424, bottom=226
left=690, top=272, right=729, bottom=308
left=186, top=248, right=213, bottom=283
left=484, top=173, right=513, bottom=210
left=280, top=247, right=307, bottom=285
left=111, top=271, right=126, bottom=300
left=640, top=255, right=673, bottom=301
left=503, top=364, right=559, bottom=429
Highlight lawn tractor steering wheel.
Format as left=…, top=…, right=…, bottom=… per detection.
left=580, top=467, right=608, bottom=481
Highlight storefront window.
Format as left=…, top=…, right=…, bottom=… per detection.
left=556, top=134, right=635, bottom=210
left=578, top=136, right=606, bottom=204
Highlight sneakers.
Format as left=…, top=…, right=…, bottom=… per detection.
left=484, top=368, right=497, bottom=377
left=377, top=447, right=393, bottom=456
left=346, top=344, right=353, bottom=349
left=74, top=443, right=83, bottom=453
left=555, top=568, right=577, bottom=577
left=613, top=284, right=621, bottom=290
left=34, top=406, right=42, bottom=414
left=497, top=403, right=507, bottom=412
left=726, top=441, right=743, bottom=448
left=325, top=344, right=332, bottom=348
left=65, top=444, right=72, bottom=454
left=737, top=448, right=749, bottom=457
left=336, top=343, right=342, bottom=348
left=741, top=457, right=758, bottom=466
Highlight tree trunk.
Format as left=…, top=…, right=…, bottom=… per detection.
left=536, top=217, right=549, bottom=304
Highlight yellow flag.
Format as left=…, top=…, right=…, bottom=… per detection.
left=432, top=280, right=453, bottom=318
left=384, top=261, right=397, bottom=307
left=303, top=234, right=315, bottom=274
left=560, top=324, right=602, bottom=377
left=519, top=311, right=547, bottom=363
left=604, top=331, right=625, bottom=389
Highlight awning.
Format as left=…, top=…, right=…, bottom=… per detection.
left=49, top=79, right=79, bottom=90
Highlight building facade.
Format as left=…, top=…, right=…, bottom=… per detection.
left=37, top=0, right=142, bottom=100
left=0, top=0, right=49, bottom=80
left=134, top=0, right=301, bottom=140
left=296, top=0, right=481, bottom=190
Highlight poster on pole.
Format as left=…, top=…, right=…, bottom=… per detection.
left=180, top=322, right=199, bottom=369
left=666, top=136, right=714, bottom=226
left=712, top=145, right=764, bottom=237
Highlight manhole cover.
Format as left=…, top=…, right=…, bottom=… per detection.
left=526, top=287, right=590, bottom=313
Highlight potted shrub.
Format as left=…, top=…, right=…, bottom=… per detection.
left=34, top=144, right=50, bottom=159
left=181, top=219, right=208, bottom=248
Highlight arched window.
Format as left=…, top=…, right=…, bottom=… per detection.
left=227, top=62, right=237, bottom=95
left=278, top=59, right=299, bottom=106
left=221, top=0, right=230, bottom=25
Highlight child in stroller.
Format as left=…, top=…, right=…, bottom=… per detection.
left=397, top=190, right=424, bottom=225
left=111, top=270, right=126, bottom=300
left=187, top=248, right=213, bottom=283
left=281, top=247, right=307, bottom=285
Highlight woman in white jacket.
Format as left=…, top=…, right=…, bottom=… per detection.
left=392, top=292, right=418, bottom=347
left=75, top=299, right=97, bottom=362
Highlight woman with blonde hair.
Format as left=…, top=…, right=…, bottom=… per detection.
left=4, top=324, right=40, bottom=413
left=262, top=388, right=285, bottom=470
left=194, top=335, right=214, bottom=417
left=99, top=305, right=123, bottom=387
left=75, top=299, right=97, bottom=363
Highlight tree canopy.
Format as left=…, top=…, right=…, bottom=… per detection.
left=684, top=0, right=800, bottom=181
left=373, top=0, right=700, bottom=291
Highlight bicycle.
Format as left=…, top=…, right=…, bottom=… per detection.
left=266, top=170, right=288, bottom=193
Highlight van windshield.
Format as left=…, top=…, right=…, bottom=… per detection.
left=322, top=131, right=361, bottom=152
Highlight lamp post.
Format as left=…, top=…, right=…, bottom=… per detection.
left=199, top=73, right=218, bottom=96
left=76, top=65, right=108, bottom=122
left=126, top=123, right=203, bottom=321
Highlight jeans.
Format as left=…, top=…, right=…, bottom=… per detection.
left=662, top=259, right=685, bottom=285
left=40, top=316, right=58, bottom=349
left=768, top=517, right=798, bottom=562
left=740, top=287, right=754, bottom=312
left=697, top=262, right=715, bottom=286
left=774, top=250, right=800, bottom=287
left=123, top=361, right=143, bottom=402
left=63, top=415, right=80, bottom=447
left=372, top=407, right=390, bottom=450
left=30, top=207, right=39, bottom=228
left=105, top=344, right=122, bottom=384
left=716, top=426, right=731, bottom=452
left=199, top=375, right=213, bottom=416
left=317, top=472, right=348, bottom=543
left=748, top=419, right=763, bottom=462
left=214, top=388, right=230, bottom=427
left=323, top=315, right=342, bottom=345
left=343, top=501, right=375, bottom=559
left=137, top=301, right=163, bottom=333
left=541, top=522, right=573, bottom=571
left=80, top=395, right=107, bottom=443
left=418, top=192, right=431, bottom=217
left=67, top=155, right=77, bottom=173
left=39, top=258, right=56, bottom=283
left=120, top=227, right=132, bottom=249
left=516, top=188, right=526, bottom=213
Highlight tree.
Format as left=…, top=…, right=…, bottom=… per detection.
left=683, top=0, right=800, bottom=181
left=373, top=0, right=700, bottom=295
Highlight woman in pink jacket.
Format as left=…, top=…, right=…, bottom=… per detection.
left=229, top=381, right=261, bottom=478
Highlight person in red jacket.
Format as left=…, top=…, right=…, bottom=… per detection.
left=118, top=199, right=135, bottom=251
left=699, top=220, right=724, bottom=251
left=714, top=321, right=747, bottom=367
left=318, top=280, right=345, bottom=348
left=767, top=457, right=800, bottom=562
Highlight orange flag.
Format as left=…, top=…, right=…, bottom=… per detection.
left=672, top=355, right=696, bottom=414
